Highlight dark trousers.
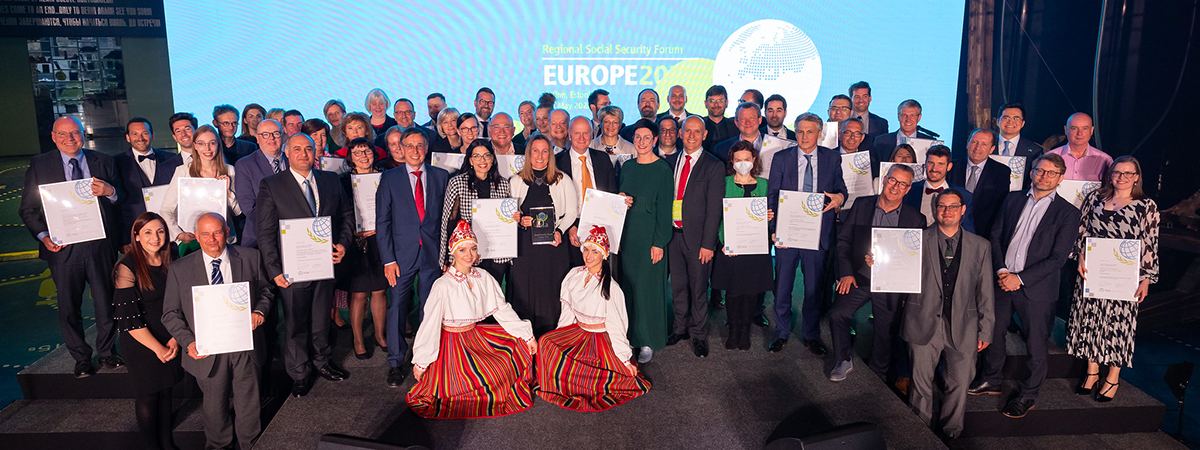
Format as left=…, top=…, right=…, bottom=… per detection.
left=49, top=243, right=117, bottom=362
left=830, top=285, right=904, bottom=378
left=280, top=280, right=333, bottom=381
left=669, top=230, right=712, bottom=340
left=774, top=247, right=827, bottom=341
left=386, top=258, right=439, bottom=368
left=979, top=288, right=1055, bottom=400
left=195, top=350, right=261, bottom=450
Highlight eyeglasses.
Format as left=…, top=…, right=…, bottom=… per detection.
left=54, top=131, right=83, bottom=139
left=1113, top=171, right=1138, bottom=179
left=350, top=149, right=374, bottom=157
left=841, top=131, right=864, bottom=138
left=900, top=113, right=920, bottom=120
left=459, top=126, right=479, bottom=133
left=470, top=153, right=493, bottom=160
left=884, top=177, right=911, bottom=188
left=999, top=115, right=1023, bottom=122
left=216, top=121, right=237, bottom=128
left=602, top=120, right=621, bottom=126
left=491, top=125, right=515, bottom=132
left=395, top=110, right=415, bottom=116
left=935, top=204, right=963, bottom=211
left=258, top=131, right=282, bottom=139
left=1032, top=168, right=1063, bottom=177
left=475, top=100, right=495, bottom=106
left=401, top=143, right=427, bottom=151
left=829, top=106, right=851, bottom=112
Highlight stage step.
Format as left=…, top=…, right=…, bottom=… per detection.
left=0, top=398, right=207, bottom=450
left=998, top=327, right=1085, bottom=381
left=960, top=378, right=1166, bottom=437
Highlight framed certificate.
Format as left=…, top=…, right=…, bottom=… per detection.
left=496, top=154, right=525, bottom=178
left=989, top=155, right=1026, bottom=192
left=1083, top=238, right=1141, bottom=301
left=608, top=153, right=633, bottom=169
left=351, top=173, right=381, bottom=232
left=906, top=138, right=943, bottom=163
left=840, top=152, right=875, bottom=210
left=870, top=228, right=923, bottom=293
left=1057, top=180, right=1102, bottom=209
left=722, top=197, right=769, bottom=255
left=776, top=190, right=824, bottom=250
left=142, top=185, right=170, bottom=217
left=192, top=282, right=254, bottom=356
left=471, top=198, right=519, bottom=259
left=279, top=217, right=335, bottom=283
left=819, top=121, right=839, bottom=148
left=320, top=157, right=349, bottom=175
left=577, top=189, right=628, bottom=254
left=177, top=177, right=228, bottom=233
left=431, top=152, right=466, bottom=172
left=38, top=178, right=106, bottom=246
left=759, top=135, right=796, bottom=180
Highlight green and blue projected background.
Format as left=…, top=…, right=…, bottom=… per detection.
left=163, top=1, right=965, bottom=144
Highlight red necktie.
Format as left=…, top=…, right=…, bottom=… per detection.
left=412, top=170, right=425, bottom=222
left=675, top=155, right=691, bottom=227
left=925, top=186, right=944, bottom=195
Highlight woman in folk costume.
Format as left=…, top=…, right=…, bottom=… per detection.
left=406, top=220, right=538, bottom=419
left=537, top=226, right=652, bottom=411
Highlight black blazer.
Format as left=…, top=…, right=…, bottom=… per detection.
left=871, top=130, right=934, bottom=174
left=947, top=158, right=1010, bottom=240
left=759, top=125, right=797, bottom=141
left=835, top=195, right=925, bottom=284
left=989, top=192, right=1081, bottom=302
left=665, top=150, right=724, bottom=252
left=254, top=169, right=355, bottom=284
left=113, top=148, right=182, bottom=246
left=862, top=112, right=890, bottom=141
left=994, top=135, right=1044, bottom=190
left=702, top=116, right=738, bottom=155
left=220, top=138, right=258, bottom=166
left=19, top=150, right=123, bottom=261
left=656, top=110, right=691, bottom=122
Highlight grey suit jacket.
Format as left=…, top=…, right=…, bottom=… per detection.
left=161, top=246, right=274, bottom=378
left=902, top=227, right=995, bottom=352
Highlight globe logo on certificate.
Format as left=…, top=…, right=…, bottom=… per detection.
left=511, top=155, right=525, bottom=174
left=715, top=19, right=822, bottom=114
left=71, top=180, right=96, bottom=204
left=800, top=193, right=823, bottom=217
left=912, top=164, right=926, bottom=182
left=224, top=284, right=250, bottom=311
left=850, top=152, right=871, bottom=175
left=1115, top=240, right=1139, bottom=265
left=1007, top=156, right=1024, bottom=179
left=308, top=217, right=332, bottom=243
left=902, top=230, right=922, bottom=255
left=496, top=198, right=518, bottom=224
left=1080, top=181, right=1101, bottom=202
left=747, top=198, right=768, bottom=222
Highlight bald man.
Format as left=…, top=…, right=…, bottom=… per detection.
left=1046, top=113, right=1112, bottom=181
left=489, top=113, right=523, bottom=155
left=656, top=85, right=692, bottom=123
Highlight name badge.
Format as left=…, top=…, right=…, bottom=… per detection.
left=672, top=199, right=683, bottom=221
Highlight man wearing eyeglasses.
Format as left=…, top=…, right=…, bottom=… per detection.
left=993, top=103, right=1043, bottom=189
left=1047, top=113, right=1112, bottom=182
left=903, top=145, right=975, bottom=233
left=394, top=98, right=437, bottom=146
left=475, top=87, right=495, bottom=138
left=213, top=104, right=258, bottom=165
left=489, top=113, right=523, bottom=155
left=872, top=99, right=934, bottom=175
left=838, top=118, right=868, bottom=155
left=761, top=94, right=797, bottom=141
left=234, top=119, right=287, bottom=249
left=702, top=85, right=738, bottom=154
left=848, top=81, right=889, bottom=141
left=970, top=153, right=1081, bottom=420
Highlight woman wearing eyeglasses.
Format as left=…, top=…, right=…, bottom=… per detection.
left=337, top=138, right=390, bottom=359
left=438, top=139, right=513, bottom=284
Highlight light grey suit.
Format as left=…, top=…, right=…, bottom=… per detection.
left=902, top=227, right=994, bottom=438
left=162, top=246, right=274, bottom=450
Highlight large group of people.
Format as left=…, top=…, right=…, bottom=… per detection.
left=18, top=80, right=1159, bottom=448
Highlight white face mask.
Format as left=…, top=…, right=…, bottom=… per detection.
left=733, top=161, right=754, bottom=175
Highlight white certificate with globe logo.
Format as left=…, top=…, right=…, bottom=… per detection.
left=1057, top=180, right=1102, bottom=210
left=192, top=282, right=254, bottom=356
left=320, top=157, right=349, bottom=175
left=723, top=197, right=769, bottom=255
left=279, top=216, right=335, bottom=282
left=38, top=178, right=106, bottom=246
left=177, top=177, right=228, bottom=233
left=871, top=228, right=923, bottom=293
left=989, top=155, right=1026, bottom=191
left=1083, top=238, right=1142, bottom=302
left=431, top=152, right=466, bottom=173
left=351, top=173, right=381, bottom=232
left=819, top=122, right=840, bottom=149
left=496, top=154, right=525, bottom=178
left=840, top=152, right=875, bottom=210
left=877, top=162, right=925, bottom=194
left=775, top=190, right=823, bottom=250
left=577, top=189, right=628, bottom=254
left=471, top=198, right=519, bottom=259
left=759, top=135, right=796, bottom=180
left=142, top=185, right=170, bottom=218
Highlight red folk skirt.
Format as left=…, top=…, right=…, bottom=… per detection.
left=536, top=324, right=651, bottom=411
left=405, top=324, right=535, bottom=418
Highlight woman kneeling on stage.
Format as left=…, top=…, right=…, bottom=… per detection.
left=405, top=220, right=538, bottom=419
left=537, top=226, right=651, bottom=411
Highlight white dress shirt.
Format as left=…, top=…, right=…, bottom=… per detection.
left=673, top=147, right=705, bottom=197
left=999, top=135, right=1020, bottom=156
left=965, top=159, right=986, bottom=192
left=289, top=168, right=320, bottom=213
left=132, top=148, right=156, bottom=181
left=920, top=179, right=949, bottom=225
left=568, top=147, right=596, bottom=212
left=201, top=248, right=232, bottom=286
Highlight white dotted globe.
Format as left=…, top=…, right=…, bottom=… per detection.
left=714, top=20, right=822, bottom=116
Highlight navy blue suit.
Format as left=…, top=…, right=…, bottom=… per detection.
left=376, top=163, right=449, bottom=367
left=871, top=131, right=933, bottom=174
left=994, top=135, right=1043, bottom=190
left=220, top=138, right=258, bottom=166
left=767, top=145, right=847, bottom=341
left=113, top=148, right=181, bottom=247
left=902, top=180, right=976, bottom=234
left=760, top=125, right=796, bottom=141
left=947, top=158, right=1010, bottom=240
left=855, top=112, right=890, bottom=141
left=234, top=150, right=286, bottom=248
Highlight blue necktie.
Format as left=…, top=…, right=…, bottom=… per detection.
left=802, top=154, right=814, bottom=192
left=211, top=259, right=223, bottom=285
left=303, top=179, right=317, bottom=214
left=1003, top=141, right=1011, bottom=156
left=68, top=158, right=83, bottom=181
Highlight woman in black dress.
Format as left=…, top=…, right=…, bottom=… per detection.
left=338, top=138, right=391, bottom=359
left=112, top=212, right=183, bottom=450
left=509, top=135, right=577, bottom=335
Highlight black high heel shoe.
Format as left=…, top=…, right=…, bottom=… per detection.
left=1075, top=371, right=1100, bottom=395
left=1095, top=380, right=1120, bottom=402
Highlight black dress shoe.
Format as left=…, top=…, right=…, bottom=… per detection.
left=99, top=355, right=125, bottom=369
left=768, top=338, right=787, bottom=352
left=318, top=363, right=349, bottom=381
left=967, top=379, right=1002, bottom=395
left=666, top=333, right=689, bottom=346
left=291, top=378, right=311, bottom=398
left=1001, top=398, right=1035, bottom=418
left=802, top=339, right=827, bottom=356
left=73, top=360, right=95, bottom=379
left=753, top=314, right=769, bottom=327
left=692, top=339, right=709, bottom=357
left=355, top=350, right=370, bottom=360
left=386, top=367, right=406, bottom=388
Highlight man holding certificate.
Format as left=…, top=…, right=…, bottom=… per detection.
left=20, top=116, right=125, bottom=378
left=256, top=133, right=354, bottom=397
left=766, top=113, right=846, bottom=355
left=162, top=213, right=273, bottom=450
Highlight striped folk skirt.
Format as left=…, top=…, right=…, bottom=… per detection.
left=405, top=324, right=535, bottom=419
left=536, top=324, right=651, bottom=411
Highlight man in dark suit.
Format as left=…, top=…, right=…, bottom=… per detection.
left=714, top=102, right=764, bottom=162
left=113, top=117, right=182, bottom=247
left=900, top=189, right=994, bottom=444
left=161, top=212, right=272, bottom=450
left=424, top=93, right=446, bottom=129
left=767, top=113, right=847, bottom=355
left=994, top=102, right=1043, bottom=190
left=656, top=85, right=691, bottom=124
left=948, top=129, right=1011, bottom=240
left=761, top=94, right=797, bottom=141
left=849, top=81, right=889, bottom=141
left=620, top=88, right=660, bottom=142
left=255, top=133, right=354, bottom=397
left=475, top=87, right=495, bottom=138
left=828, top=165, right=924, bottom=382
left=903, top=145, right=976, bottom=234
left=871, top=99, right=933, bottom=174
left=20, top=116, right=125, bottom=378
left=663, top=116, right=724, bottom=357
left=702, top=85, right=738, bottom=154
left=376, top=127, right=450, bottom=387
left=213, top=104, right=258, bottom=165
left=488, top=113, right=525, bottom=155
left=970, top=153, right=1081, bottom=419
left=556, top=117, right=618, bottom=266
left=234, top=119, right=287, bottom=249
left=167, top=112, right=198, bottom=167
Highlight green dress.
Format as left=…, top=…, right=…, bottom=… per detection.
left=618, top=157, right=674, bottom=350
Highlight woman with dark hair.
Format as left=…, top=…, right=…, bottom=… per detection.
left=238, top=103, right=266, bottom=144
left=301, top=118, right=332, bottom=170
left=456, top=113, right=481, bottom=152
left=616, top=118, right=673, bottom=362
left=112, top=212, right=183, bottom=450
left=1068, top=155, right=1159, bottom=402
left=161, top=124, right=240, bottom=250
left=439, top=139, right=513, bottom=283
left=538, top=226, right=651, bottom=411
left=889, top=144, right=917, bottom=163
left=337, top=137, right=390, bottom=359
left=712, top=140, right=775, bottom=350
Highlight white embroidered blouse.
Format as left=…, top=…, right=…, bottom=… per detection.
left=411, top=266, right=534, bottom=369
left=557, top=266, right=633, bottom=362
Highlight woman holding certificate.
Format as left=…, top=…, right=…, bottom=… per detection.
left=712, top=141, right=775, bottom=350
left=538, top=226, right=651, bottom=411
left=509, top=134, right=577, bottom=335
left=1067, top=156, right=1159, bottom=402
left=160, top=125, right=241, bottom=247
left=439, top=139, right=513, bottom=282
left=616, top=119, right=673, bottom=362
left=337, top=138, right=390, bottom=359
left=406, top=220, right=537, bottom=418
left=111, top=212, right=183, bottom=450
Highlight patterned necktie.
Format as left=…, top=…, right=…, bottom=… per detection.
left=802, top=154, right=814, bottom=192
left=675, top=155, right=692, bottom=227
left=272, top=158, right=283, bottom=173
left=944, top=238, right=955, bottom=269
left=211, top=259, right=223, bottom=284
left=1003, top=141, right=1011, bottom=156
left=68, top=158, right=82, bottom=181
left=303, top=179, right=317, bottom=214
left=578, top=155, right=593, bottom=202
left=967, top=166, right=979, bottom=192
left=412, top=170, right=425, bottom=221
